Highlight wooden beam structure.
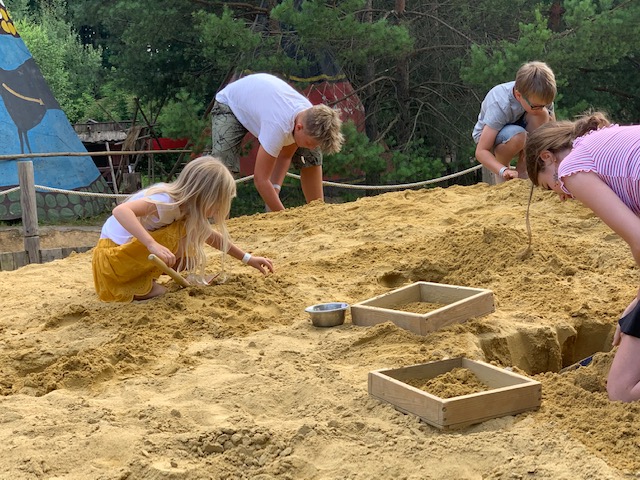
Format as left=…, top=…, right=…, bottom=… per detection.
left=351, top=281, right=495, bottom=335
left=369, top=358, right=542, bottom=429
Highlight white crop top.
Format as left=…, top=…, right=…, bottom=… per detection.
left=100, top=190, right=182, bottom=245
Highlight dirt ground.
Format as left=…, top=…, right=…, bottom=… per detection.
left=1, top=180, right=639, bottom=479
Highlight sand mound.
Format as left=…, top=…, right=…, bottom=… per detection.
left=0, top=180, right=637, bottom=479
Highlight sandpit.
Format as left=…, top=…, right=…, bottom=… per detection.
left=0, top=180, right=637, bottom=479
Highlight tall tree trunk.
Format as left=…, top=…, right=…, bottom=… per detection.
left=363, top=0, right=378, bottom=144
left=363, top=0, right=381, bottom=189
left=394, top=0, right=411, bottom=150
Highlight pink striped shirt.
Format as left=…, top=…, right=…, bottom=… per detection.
left=559, top=125, right=640, bottom=215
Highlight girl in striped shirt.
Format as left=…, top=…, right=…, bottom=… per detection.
left=525, top=112, right=640, bottom=402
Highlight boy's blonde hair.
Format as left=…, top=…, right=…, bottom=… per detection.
left=146, top=156, right=236, bottom=277
left=303, top=104, right=345, bottom=154
left=515, top=61, right=557, bottom=105
left=525, top=111, right=611, bottom=184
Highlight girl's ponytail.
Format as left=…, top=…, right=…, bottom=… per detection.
left=573, top=111, right=611, bottom=138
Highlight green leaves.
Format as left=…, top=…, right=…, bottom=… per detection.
left=460, top=9, right=553, bottom=92
left=13, top=2, right=103, bottom=123
left=194, top=7, right=263, bottom=74
left=156, top=89, right=209, bottom=152
left=323, top=121, right=385, bottom=180
left=272, top=0, right=412, bottom=65
left=461, top=0, right=640, bottom=122
left=11, top=0, right=640, bottom=217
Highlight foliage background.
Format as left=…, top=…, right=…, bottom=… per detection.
left=6, top=0, right=640, bottom=214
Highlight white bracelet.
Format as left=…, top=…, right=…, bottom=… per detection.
left=242, top=252, right=252, bottom=264
left=498, top=166, right=508, bottom=177
left=272, top=183, right=281, bottom=191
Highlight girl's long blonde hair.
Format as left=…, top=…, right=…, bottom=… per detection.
left=145, top=156, right=236, bottom=277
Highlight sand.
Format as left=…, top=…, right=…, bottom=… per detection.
left=1, top=180, right=639, bottom=479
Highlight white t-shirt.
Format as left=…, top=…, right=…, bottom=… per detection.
left=100, top=190, right=182, bottom=245
left=215, top=73, right=312, bottom=157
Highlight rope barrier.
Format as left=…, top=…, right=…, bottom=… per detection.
left=0, top=164, right=481, bottom=198
left=284, top=164, right=482, bottom=190
left=31, top=185, right=130, bottom=199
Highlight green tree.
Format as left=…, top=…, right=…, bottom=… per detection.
left=460, top=0, right=640, bottom=123
left=323, top=121, right=386, bottom=180
left=550, top=0, right=640, bottom=122
left=56, top=0, right=640, bottom=208
left=67, top=0, right=418, bottom=183
left=155, top=89, right=209, bottom=152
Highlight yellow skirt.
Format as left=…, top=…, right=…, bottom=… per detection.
left=92, top=221, right=185, bottom=302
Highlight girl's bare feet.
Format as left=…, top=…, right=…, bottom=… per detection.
left=133, top=281, right=167, bottom=301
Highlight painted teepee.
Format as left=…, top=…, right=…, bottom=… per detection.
left=0, top=0, right=111, bottom=222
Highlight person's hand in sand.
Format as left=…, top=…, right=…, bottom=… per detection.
left=244, top=254, right=274, bottom=275
left=203, top=229, right=274, bottom=276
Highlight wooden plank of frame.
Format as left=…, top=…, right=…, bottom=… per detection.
left=13, top=251, right=28, bottom=269
left=0, top=251, right=30, bottom=271
left=61, top=246, right=93, bottom=257
left=351, top=282, right=494, bottom=335
left=40, top=248, right=63, bottom=263
left=0, top=252, right=16, bottom=271
left=369, top=358, right=541, bottom=430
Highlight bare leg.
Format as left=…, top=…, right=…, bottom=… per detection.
left=299, top=165, right=324, bottom=203
left=515, top=150, right=528, bottom=179
left=607, top=334, right=640, bottom=402
left=133, top=281, right=167, bottom=301
left=493, top=132, right=526, bottom=183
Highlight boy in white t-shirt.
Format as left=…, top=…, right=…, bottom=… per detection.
left=211, top=73, right=344, bottom=211
left=473, top=61, right=556, bottom=183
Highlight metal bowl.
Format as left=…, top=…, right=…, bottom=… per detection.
left=305, top=302, right=349, bottom=327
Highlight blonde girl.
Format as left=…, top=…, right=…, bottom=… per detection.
left=92, top=156, right=273, bottom=302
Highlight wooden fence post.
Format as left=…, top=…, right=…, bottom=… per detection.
left=18, top=161, right=40, bottom=264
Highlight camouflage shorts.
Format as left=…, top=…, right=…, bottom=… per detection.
left=210, top=102, right=322, bottom=174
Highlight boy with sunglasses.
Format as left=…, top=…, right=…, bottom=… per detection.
left=472, top=61, right=556, bottom=183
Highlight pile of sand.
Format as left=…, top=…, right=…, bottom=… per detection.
left=0, top=180, right=638, bottom=479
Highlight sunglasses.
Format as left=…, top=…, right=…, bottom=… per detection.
left=521, top=93, right=549, bottom=111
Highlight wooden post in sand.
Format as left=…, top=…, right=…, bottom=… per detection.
left=481, top=166, right=497, bottom=185
left=18, top=161, right=40, bottom=264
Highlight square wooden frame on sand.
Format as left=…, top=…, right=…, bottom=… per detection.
left=350, top=281, right=495, bottom=335
left=369, top=358, right=542, bottom=430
